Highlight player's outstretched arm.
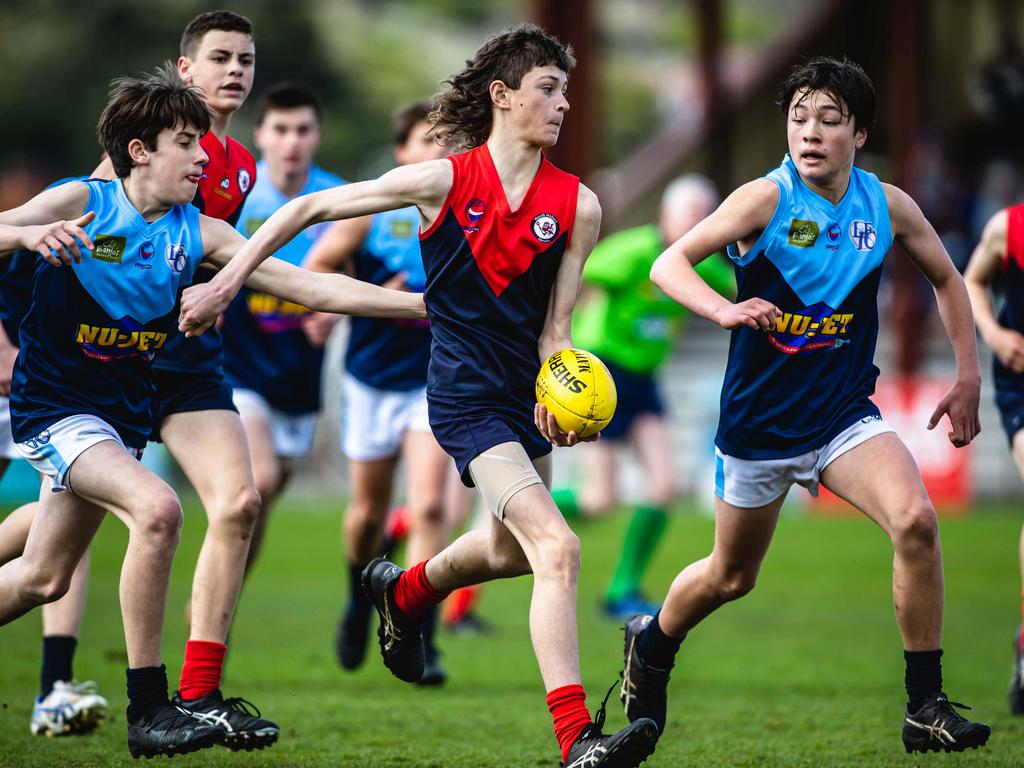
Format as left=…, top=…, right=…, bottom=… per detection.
left=650, top=178, right=780, bottom=330
left=0, top=182, right=94, bottom=264
left=300, top=216, right=374, bottom=346
left=885, top=183, right=982, bottom=446
left=182, top=218, right=425, bottom=335
left=178, top=159, right=452, bottom=333
left=964, top=209, right=1024, bottom=372
left=535, top=185, right=601, bottom=448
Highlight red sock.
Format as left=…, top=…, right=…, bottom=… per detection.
left=385, top=505, right=409, bottom=542
left=179, top=640, right=227, bottom=700
left=443, top=586, right=479, bottom=625
left=393, top=560, right=449, bottom=620
left=546, top=684, right=591, bottom=761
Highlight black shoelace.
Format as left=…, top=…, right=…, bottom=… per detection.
left=222, top=696, right=262, bottom=719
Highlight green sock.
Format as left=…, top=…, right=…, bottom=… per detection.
left=550, top=487, right=580, bottom=519
left=605, top=505, right=668, bottom=603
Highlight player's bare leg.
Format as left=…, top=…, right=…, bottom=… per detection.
left=336, top=456, right=396, bottom=671
left=160, top=408, right=277, bottom=749
left=237, top=410, right=291, bottom=572
left=0, top=500, right=36, bottom=563
left=820, top=431, right=989, bottom=751
left=161, top=409, right=260, bottom=645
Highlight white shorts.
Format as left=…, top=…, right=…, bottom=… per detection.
left=233, top=388, right=318, bottom=459
left=0, top=396, right=20, bottom=460
left=15, top=414, right=144, bottom=492
left=341, top=373, right=430, bottom=461
left=715, top=416, right=896, bottom=508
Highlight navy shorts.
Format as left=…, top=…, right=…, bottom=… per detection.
left=150, top=368, right=237, bottom=441
left=599, top=361, right=665, bottom=441
left=427, top=387, right=552, bottom=487
left=995, top=371, right=1024, bottom=445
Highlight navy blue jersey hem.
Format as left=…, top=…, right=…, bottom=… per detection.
left=12, top=407, right=148, bottom=452
left=994, top=368, right=1024, bottom=445
left=599, top=361, right=665, bottom=441
left=150, top=368, right=236, bottom=441
left=714, top=403, right=880, bottom=461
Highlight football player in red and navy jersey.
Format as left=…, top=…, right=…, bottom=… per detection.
left=179, top=24, right=660, bottom=768
left=91, top=11, right=275, bottom=747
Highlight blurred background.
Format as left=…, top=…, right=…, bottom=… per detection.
left=1, top=0, right=1023, bottom=507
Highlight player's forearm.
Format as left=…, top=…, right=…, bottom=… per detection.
left=651, top=246, right=733, bottom=324
left=964, top=278, right=1004, bottom=348
left=313, top=273, right=426, bottom=319
left=934, top=277, right=981, bottom=383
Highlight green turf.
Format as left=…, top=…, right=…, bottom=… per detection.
left=1, top=500, right=1022, bottom=766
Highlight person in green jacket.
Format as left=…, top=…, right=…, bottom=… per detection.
left=552, top=174, right=734, bottom=619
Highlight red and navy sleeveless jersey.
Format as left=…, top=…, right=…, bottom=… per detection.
left=996, top=204, right=1024, bottom=385
left=154, top=131, right=256, bottom=373
left=420, top=144, right=579, bottom=396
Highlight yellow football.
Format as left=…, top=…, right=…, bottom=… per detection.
left=535, top=348, right=617, bottom=438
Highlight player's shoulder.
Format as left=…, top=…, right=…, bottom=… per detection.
left=574, top=183, right=601, bottom=229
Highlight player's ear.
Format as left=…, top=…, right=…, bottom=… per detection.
left=177, top=56, right=193, bottom=84
left=489, top=80, right=511, bottom=111
left=127, top=138, right=150, bottom=167
left=854, top=126, right=867, bottom=150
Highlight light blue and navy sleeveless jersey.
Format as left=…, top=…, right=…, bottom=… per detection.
left=0, top=178, right=89, bottom=346
left=152, top=131, right=256, bottom=376
left=716, top=154, right=893, bottom=459
left=10, top=179, right=203, bottom=448
left=222, top=163, right=344, bottom=414
left=345, top=206, right=432, bottom=392
left=421, top=144, right=580, bottom=397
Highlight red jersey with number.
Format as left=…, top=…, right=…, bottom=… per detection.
left=420, top=144, right=580, bottom=395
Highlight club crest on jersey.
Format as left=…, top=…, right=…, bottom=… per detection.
left=238, top=168, right=251, bottom=194
left=849, top=220, right=876, bottom=251
left=463, top=198, right=486, bottom=233
left=825, top=222, right=842, bottom=250
left=767, top=301, right=854, bottom=355
left=532, top=213, right=559, bottom=243
left=165, top=243, right=188, bottom=274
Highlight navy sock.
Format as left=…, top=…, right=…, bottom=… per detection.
left=40, top=635, right=77, bottom=698
left=348, top=561, right=370, bottom=613
left=636, top=612, right=685, bottom=669
left=422, top=605, right=439, bottom=655
left=904, top=649, right=943, bottom=711
left=125, top=664, right=168, bottom=722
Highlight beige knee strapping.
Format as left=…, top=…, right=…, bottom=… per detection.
left=468, top=442, right=544, bottom=519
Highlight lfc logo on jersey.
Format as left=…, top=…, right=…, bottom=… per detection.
left=849, top=220, right=876, bottom=251
left=532, top=213, right=559, bottom=243
left=165, top=243, right=188, bottom=274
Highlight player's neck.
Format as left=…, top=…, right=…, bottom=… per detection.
left=120, top=177, right=172, bottom=222
left=267, top=164, right=311, bottom=199
left=485, top=132, right=544, bottom=210
left=798, top=164, right=852, bottom=206
left=207, top=110, right=235, bottom=148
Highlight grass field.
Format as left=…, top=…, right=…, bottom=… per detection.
left=1, top=499, right=1023, bottom=767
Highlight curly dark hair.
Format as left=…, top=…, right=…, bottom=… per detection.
left=98, top=62, right=212, bottom=178
left=430, top=24, right=575, bottom=150
left=776, top=56, right=876, bottom=133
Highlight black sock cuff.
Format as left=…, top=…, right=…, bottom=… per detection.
left=637, top=612, right=685, bottom=668
left=40, top=635, right=78, bottom=698
left=126, top=664, right=168, bottom=720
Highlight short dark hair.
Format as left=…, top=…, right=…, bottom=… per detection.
left=255, top=82, right=322, bottom=125
left=392, top=102, right=433, bottom=147
left=180, top=10, right=253, bottom=58
left=776, top=56, right=876, bottom=133
left=431, top=24, right=575, bottom=150
left=97, top=63, right=212, bottom=178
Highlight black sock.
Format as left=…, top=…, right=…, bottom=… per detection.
left=40, top=635, right=77, bottom=699
left=422, top=605, right=439, bottom=655
left=126, top=664, right=168, bottom=722
left=904, top=649, right=943, bottom=711
left=348, top=562, right=370, bottom=613
left=636, top=612, right=685, bottom=669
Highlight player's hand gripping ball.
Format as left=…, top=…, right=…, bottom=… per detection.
left=536, top=348, right=617, bottom=438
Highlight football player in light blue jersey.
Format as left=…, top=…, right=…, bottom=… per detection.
left=0, top=65, right=425, bottom=759
left=222, top=83, right=344, bottom=579
left=303, top=103, right=454, bottom=683
left=619, top=57, right=991, bottom=754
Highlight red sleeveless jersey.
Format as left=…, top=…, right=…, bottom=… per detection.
left=420, top=144, right=580, bottom=396
left=998, top=203, right=1024, bottom=351
left=194, top=132, right=256, bottom=227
